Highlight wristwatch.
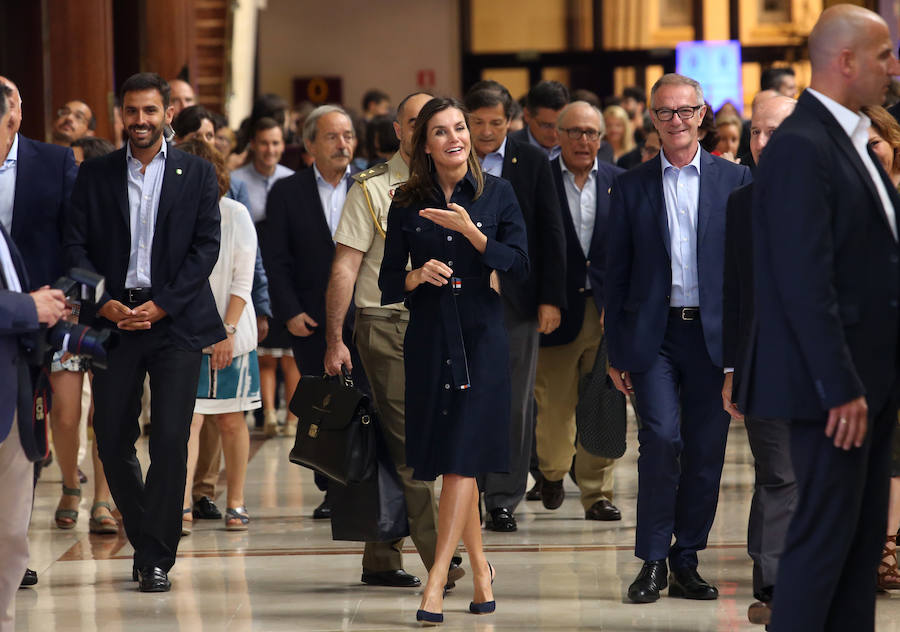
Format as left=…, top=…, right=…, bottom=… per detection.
left=224, top=323, right=237, bottom=335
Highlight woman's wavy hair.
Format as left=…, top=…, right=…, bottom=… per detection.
left=178, top=137, right=229, bottom=198
left=394, top=97, right=483, bottom=206
left=864, top=104, right=900, bottom=177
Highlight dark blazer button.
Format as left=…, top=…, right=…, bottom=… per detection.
left=891, top=299, right=899, bottom=309
left=891, top=254, right=899, bottom=264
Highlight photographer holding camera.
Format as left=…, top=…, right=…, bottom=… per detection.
left=0, top=82, right=68, bottom=632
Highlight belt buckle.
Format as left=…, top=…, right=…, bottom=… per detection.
left=127, top=287, right=145, bottom=304
left=450, top=277, right=462, bottom=295
left=681, top=307, right=699, bottom=321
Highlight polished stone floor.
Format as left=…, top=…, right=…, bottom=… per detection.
left=16, top=419, right=900, bottom=631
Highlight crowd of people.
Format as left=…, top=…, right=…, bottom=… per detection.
left=1, top=3, right=900, bottom=631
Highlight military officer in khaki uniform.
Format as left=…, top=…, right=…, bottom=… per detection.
left=324, top=92, right=463, bottom=588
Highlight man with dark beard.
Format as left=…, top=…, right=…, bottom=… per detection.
left=65, top=72, right=223, bottom=593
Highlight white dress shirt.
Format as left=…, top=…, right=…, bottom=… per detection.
left=314, top=164, right=351, bottom=238
left=0, top=134, right=19, bottom=233
left=561, top=156, right=598, bottom=289
left=660, top=146, right=701, bottom=307
left=125, top=141, right=167, bottom=289
left=807, top=88, right=897, bottom=240
left=480, top=137, right=507, bottom=177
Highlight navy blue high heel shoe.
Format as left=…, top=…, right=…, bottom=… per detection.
left=469, top=562, right=496, bottom=614
left=416, top=609, right=443, bottom=626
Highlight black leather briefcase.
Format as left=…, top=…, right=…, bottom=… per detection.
left=288, top=368, right=376, bottom=485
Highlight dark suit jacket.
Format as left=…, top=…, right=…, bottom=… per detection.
left=542, top=157, right=624, bottom=347
left=742, top=90, right=900, bottom=419
left=10, top=135, right=77, bottom=288
left=64, top=144, right=224, bottom=351
left=261, top=167, right=352, bottom=327
left=605, top=148, right=752, bottom=372
left=0, top=225, right=46, bottom=461
left=722, top=183, right=753, bottom=397
left=497, top=135, right=567, bottom=319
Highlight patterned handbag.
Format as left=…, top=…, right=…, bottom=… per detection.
left=575, top=335, right=628, bottom=459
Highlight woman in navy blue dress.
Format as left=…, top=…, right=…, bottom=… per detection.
left=379, top=97, right=528, bottom=624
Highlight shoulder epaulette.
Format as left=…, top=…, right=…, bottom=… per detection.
left=352, top=162, right=389, bottom=183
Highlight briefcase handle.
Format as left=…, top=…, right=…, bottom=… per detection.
left=322, top=365, right=355, bottom=389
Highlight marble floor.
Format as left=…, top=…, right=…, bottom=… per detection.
left=15, top=419, right=900, bottom=631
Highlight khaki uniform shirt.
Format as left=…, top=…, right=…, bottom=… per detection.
left=333, top=151, right=409, bottom=310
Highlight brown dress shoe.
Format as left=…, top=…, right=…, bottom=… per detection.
left=747, top=601, right=772, bottom=625
left=585, top=499, right=621, bottom=521
left=526, top=475, right=543, bottom=501
left=541, top=478, right=565, bottom=510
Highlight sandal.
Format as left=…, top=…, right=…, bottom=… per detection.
left=181, top=508, right=193, bottom=536
left=225, top=506, right=250, bottom=531
left=54, top=485, right=81, bottom=530
left=877, top=535, right=900, bottom=591
left=88, top=501, right=118, bottom=534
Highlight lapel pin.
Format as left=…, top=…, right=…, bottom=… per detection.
left=512, top=157, right=517, bottom=164
left=608, top=187, right=612, bottom=194
left=176, top=168, right=183, bottom=175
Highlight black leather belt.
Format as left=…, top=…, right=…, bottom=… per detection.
left=123, top=287, right=153, bottom=305
left=670, top=306, right=700, bottom=321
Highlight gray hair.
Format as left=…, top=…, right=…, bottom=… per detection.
left=302, top=104, right=351, bottom=144
left=557, top=100, right=606, bottom=135
left=650, top=73, right=705, bottom=109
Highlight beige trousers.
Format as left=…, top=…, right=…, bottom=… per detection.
left=355, top=312, right=439, bottom=572
left=534, top=299, right=617, bottom=510
left=0, top=418, right=33, bottom=632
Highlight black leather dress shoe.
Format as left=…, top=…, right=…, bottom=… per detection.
left=19, top=568, right=37, bottom=588
left=628, top=560, right=668, bottom=603
left=585, top=499, right=622, bottom=521
left=526, top=475, right=543, bottom=501
left=312, top=497, right=331, bottom=520
left=486, top=507, right=517, bottom=532
left=541, top=478, right=565, bottom=510
left=192, top=496, right=222, bottom=520
left=669, top=567, right=718, bottom=600
left=137, top=567, right=171, bottom=592
left=360, top=569, right=421, bottom=587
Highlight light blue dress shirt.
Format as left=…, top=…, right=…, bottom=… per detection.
left=0, top=229, right=21, bottom=291
left=314, top=164, right=352, bottom=238
left=479, top=137, right=507, bottom=177
left=526, top=127, right=560, bottom=161
left=125, top=141, right=167, bottom=289
left=660, top=146, right=701, bottom=307
left=0, top=134, right=19, bottom=233
left=231, top=162, right=294, bottom=224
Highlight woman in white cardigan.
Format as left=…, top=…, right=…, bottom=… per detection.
left=178, top=139, right=261, bottom=531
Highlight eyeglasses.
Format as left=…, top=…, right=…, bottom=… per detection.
left=57, top=107, right=88, bottom=123
left=559, top=127, right=602, bottom=141
left=652, top=105, right=704, bottom=121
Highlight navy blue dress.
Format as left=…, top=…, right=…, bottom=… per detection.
left=379, top=172, right=529, bottom=481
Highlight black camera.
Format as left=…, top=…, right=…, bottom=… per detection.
left=33, top=268, right=119, bottom=369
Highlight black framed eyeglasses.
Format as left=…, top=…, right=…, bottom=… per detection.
left=559, top=127, right=601, bottom=141
left=653, top=105, right=704, bottom=121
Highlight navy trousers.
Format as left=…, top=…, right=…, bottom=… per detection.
left=769, top=396, right=897, bottom=632
left=628, top=315, right=730, bottom=569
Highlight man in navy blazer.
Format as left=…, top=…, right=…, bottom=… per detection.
left=606, top=74, right=751, bottom=603
left=65, top=73, right=223, bottom=592
left=0, top=85, right=68, bottom=632
left=742, top=7, right=900, bottom=630
left=534, top=101, right=625, bottom=522
left=262, top=104, right=364, bottom=384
